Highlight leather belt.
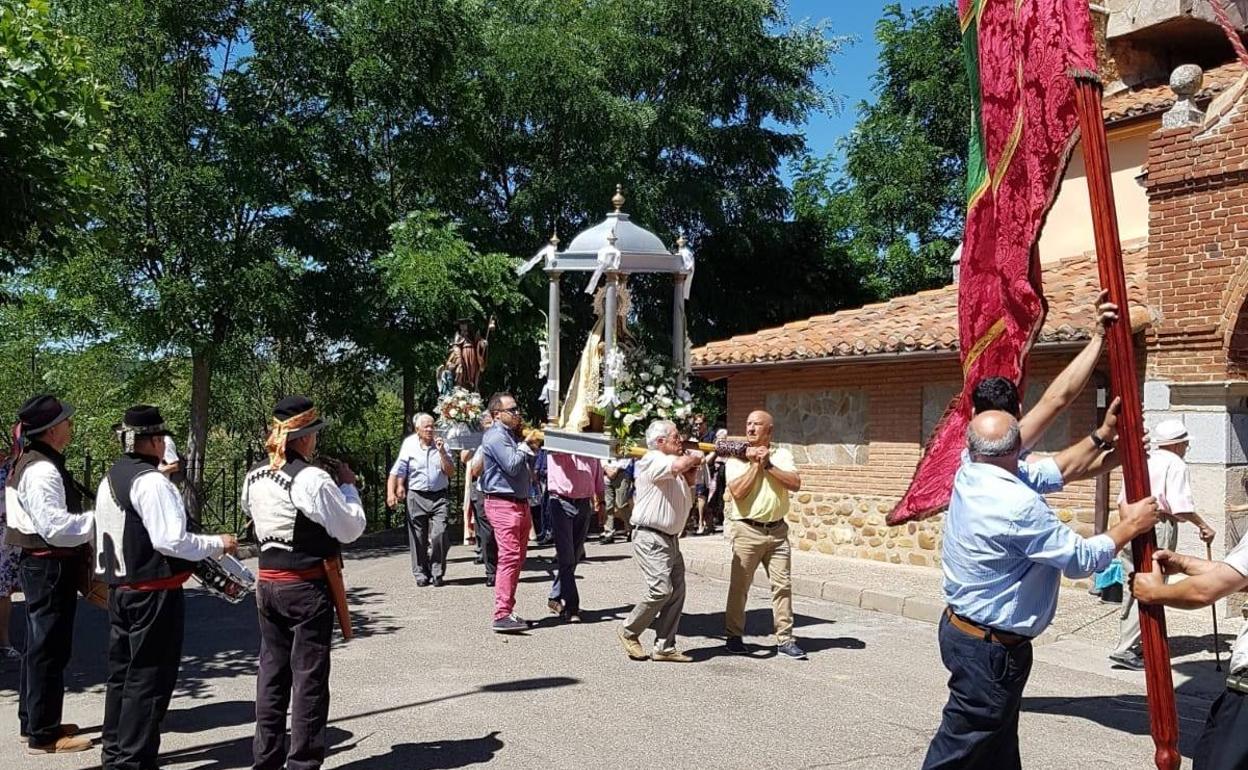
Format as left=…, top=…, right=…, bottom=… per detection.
left=734, top=518, right=785, bottom=530
left=944, top=608, right=1032, bottom=648
left=485, top=493, right=529, bottom=505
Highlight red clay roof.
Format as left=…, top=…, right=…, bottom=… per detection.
left=690, top=245, right=1151, bottom=372
left=1102, top=61, right=1244, bottom=124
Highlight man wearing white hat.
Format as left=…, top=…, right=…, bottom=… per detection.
left=1109, top=418, right=1216, bottom=669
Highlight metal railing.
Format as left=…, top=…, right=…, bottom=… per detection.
left=75, top=443, right=468, bottom=540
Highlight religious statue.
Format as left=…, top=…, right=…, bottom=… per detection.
left=440, top=317, right=494, bottom=394
left=559, top=283, right=634, bottom=432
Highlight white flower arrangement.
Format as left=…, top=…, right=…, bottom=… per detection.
left=605, top=350, right=694, bottom=444
left=435, top=387, right=484, bottom=428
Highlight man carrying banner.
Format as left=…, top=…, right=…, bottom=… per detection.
left=923, top=409, right=1159, bottom=769
left=6, top=395, right=94, bottom=754
left=94, top=405, right=239, bottom=770
left=243, top=396, right=366, bottom=770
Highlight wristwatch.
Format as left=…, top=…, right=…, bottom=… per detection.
left=1089, top=431, right=1115, bottom=451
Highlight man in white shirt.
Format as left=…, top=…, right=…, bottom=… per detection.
left=618, top=420, right=702, bottom=662
left=387, top=413, right=455, bottom=587
left=1110, top=418, right=1216, bottom=670
left=5, top=395, right=94, bottom=754
left=243, top=396, right=366, bottom=770
left=1133, top=525, right=1248, bottom=769
left=94, top=405, right=238, bottom=770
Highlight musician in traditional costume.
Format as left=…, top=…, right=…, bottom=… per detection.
left=5, top=395, right=93, bottom=755
left=243, top=396, right=366, bottom=770
left=93, top=405, right=239, bottom=770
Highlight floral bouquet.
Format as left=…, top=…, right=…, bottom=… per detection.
left=435, top=387, right=484, bottom=428
left=600, top=350, right=693, bottom=451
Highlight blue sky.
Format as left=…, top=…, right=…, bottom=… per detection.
left=784, top=0, right=934, bottom=179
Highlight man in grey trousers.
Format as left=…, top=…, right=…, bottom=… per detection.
left=618, top=419, right=702, bottom=662
left=387, top=413, right=456, bottom=587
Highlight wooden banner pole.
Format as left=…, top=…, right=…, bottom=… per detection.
left=1073, top=74, right=1180, bottom=770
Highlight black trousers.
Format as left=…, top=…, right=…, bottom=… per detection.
left=254, top=579, right=334, bottom=770
left=17, top=552, right=79, bottom=745
left=548, top=495, right=592, bottom=614
left=102, top=587, right=185, bottom=770
left=473, top=495, right=497, bottom=581
left=922, top=613, right=1034, bottom=770
left=1195, top=688, right=1248, bottom=769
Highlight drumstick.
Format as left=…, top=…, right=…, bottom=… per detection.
left=1208, top=541, right=1224, bottom=672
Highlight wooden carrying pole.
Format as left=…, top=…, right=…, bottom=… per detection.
left=1073, top=75, right=1179, bottom=770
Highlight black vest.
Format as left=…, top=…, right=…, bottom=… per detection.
left=97, top=454, right=196, bottom=585
left=4, top=442, right=86, bottom=550
left=251, top=456, right=341, bottom=571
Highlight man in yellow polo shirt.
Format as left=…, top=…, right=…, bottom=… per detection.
left=723, top=409, right=805, bottom=659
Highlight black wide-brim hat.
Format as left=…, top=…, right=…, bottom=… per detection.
left=111, top=404, right=174, bottom=438
left=273, top=395, right=328, bottom=439
left=18, top=394, right=75, bottom=436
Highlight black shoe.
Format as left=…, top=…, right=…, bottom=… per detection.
left=415, top=576, right=430, bottom=587
left=485, top=577, right=496, bottom=587
left=725, top=636, right=749, bottom=655
left=599, top=534, right=614, bottom=545
left=777, top=641, right=807, bottom=660
left=432, top=577, right=444, bottom=587
left=1109, top=649, right=1145, bottom=670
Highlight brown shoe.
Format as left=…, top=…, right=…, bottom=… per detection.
left=618, top=628, right=647, bottom=660
left=547, top=599, right=563, bottom=615
left=18, top=724, right=79, bottom=744
left=27, top=735, right=91, bottom=755
left=650, top=648, right=693, bottom=663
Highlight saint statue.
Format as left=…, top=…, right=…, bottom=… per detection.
left=442, top=317, right=493, bottom=393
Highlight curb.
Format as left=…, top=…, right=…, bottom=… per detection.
left=683, top=554, right=1060, bottom=647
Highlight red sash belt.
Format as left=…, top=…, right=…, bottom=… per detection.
left=25, top=547, right=81, bottom=559
left=259, top=565, right=327, bottom=583
left=123, top=571, right=193, bottom=592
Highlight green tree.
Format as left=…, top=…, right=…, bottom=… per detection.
left=0, top=0, right=109, bottom=266
left=804, top=3, right=967, bottom=299
left=41, top=0, right=298, bottom=514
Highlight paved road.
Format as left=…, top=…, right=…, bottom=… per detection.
left=0, top=534, right=1225, bottom=769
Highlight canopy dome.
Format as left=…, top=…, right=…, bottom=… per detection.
left=550, top=185, right=683, bottom=274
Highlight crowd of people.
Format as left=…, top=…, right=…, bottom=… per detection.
left=6, top=295, right=1248, bottom=770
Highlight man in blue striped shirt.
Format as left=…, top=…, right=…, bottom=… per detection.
left=922, top=410, right=1159, bottom=770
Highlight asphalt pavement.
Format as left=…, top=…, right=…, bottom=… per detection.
left=0, top=532, right=1226, bottom=769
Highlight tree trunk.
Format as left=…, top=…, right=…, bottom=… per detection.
left=184, top=349, right=212, bottom=523
left=402, top=363, right=415, bottom=436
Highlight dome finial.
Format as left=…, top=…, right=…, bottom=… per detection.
left=549, top=229, right=559, bottom=248
left=611, top=183, right=625, bottom=212
left=676, top=233, right=687, bottom=250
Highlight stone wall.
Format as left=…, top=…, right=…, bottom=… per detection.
left=781, top=490, right=1099, bottom=586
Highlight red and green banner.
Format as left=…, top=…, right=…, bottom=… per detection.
left=888, top=0, right=1097, bottom=524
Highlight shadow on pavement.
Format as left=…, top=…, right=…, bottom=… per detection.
left=160, top=725, right=357, bottom=769
left=164, top=699, right=255, bottom=733
left=1020, top=660, right=1226, bottom=759
left=677, top=608, right=835, bottom=639
left=337, top=731, right=503, bottom=769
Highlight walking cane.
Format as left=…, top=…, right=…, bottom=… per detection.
left=1208, top=542, right=1224, bottom=672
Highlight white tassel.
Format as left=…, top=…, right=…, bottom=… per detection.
left=586, top=242, right=620, bottom=295
left=679, top=244, right=695, bottom=300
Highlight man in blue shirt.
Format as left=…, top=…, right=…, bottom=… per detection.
left=922, top=410, right=1159, bottom=770
left=387, top=413, right=454, bottom=587
left=480, top=392, right=540, bottom=633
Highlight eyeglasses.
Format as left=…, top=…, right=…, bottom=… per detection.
left=496, top=406, right=521, bottom=415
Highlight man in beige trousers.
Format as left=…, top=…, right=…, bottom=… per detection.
left=723, top=410, right=805, bottom=659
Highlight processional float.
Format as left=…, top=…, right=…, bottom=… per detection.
left=517, top=186, right=719, bottom=459
left=886, top=1, right=1180, bottom=767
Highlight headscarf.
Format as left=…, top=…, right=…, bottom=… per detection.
left=265, top=407, right=320, bottom=469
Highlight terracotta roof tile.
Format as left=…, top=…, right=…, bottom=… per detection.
left=1102, top=61, right=1244, bottom=124
left=690, top=245, right=1150, bottom=372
